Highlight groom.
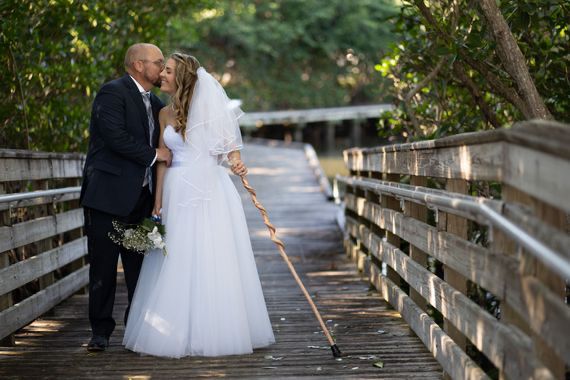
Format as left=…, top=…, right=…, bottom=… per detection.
left=80, top=43, right=171, bottom=352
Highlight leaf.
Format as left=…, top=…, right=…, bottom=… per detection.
left=373, top=361, right=384, bottom=368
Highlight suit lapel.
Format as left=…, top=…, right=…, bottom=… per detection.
left=121, top=74, right=150, bottom=142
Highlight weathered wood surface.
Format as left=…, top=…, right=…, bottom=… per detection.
left=0, top=149, right=84, bottom=182
left=344, top=120, right=570, bottom=213
left=345, top=216, right=558, bottom=379
left=0, top=151, right=88, bottom=344
left=340, top=120, right=570, bottom=380
left=0, top=143, right=442, bottom=379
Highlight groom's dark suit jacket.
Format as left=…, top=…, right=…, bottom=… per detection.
left=80, top=74, right=164, bottom=216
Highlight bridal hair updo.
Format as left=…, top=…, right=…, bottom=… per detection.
left=170, top=53, right=201, bottom=138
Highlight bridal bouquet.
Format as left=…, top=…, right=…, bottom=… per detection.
left=109, top=215, right=167, bottom=255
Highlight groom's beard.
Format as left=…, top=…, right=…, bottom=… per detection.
left=152, top=78, right=162, bottom=88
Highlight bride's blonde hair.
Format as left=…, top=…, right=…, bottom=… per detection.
left=170, top=53, right=201, bottom=139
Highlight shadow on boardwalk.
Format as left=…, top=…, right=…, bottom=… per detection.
left=0, top=143, right=442, bottom=379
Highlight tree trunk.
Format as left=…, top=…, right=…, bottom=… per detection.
left=477, top=0, right=553, bottom=120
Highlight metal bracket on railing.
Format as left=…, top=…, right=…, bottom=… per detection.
left=333, top=178, right=341, bottom=205
left=487, top=224, right=494, bottom=245
left=426, top=204, right=439, bottom=224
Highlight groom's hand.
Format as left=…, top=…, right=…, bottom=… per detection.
left=156, top=147, right=172, bottom=167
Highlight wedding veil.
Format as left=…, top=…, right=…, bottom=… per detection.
left=185, top=67, right=244, bottom=162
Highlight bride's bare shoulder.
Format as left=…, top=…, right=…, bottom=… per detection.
left=159, top=105, right=176, bottom=126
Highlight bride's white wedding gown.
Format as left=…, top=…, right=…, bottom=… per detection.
left=123, top=69, right=275, bottom=358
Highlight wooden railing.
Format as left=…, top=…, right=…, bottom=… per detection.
left=0, top=150, right=87, bottom=343
left=336, top=120, right=570, bottom=380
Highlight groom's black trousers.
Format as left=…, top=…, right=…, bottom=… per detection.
left=84, top=186, right=152, bottom=338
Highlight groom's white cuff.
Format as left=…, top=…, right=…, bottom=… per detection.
left=150, top=153, right=157, bottom=167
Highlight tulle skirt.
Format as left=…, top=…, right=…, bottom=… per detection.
left=123, top=164, right=275, bottom=358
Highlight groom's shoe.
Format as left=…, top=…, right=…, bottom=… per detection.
left=87, top=335, right=109, bottom=352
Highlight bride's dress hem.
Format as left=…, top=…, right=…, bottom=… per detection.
left=124, top=338, right=276, bottom=359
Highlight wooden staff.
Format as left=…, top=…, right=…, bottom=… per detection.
left=239, top=174, right=341, bottom=358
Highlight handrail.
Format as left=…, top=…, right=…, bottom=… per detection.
left=0, top=187, right=81, bottom=204
left=337, top=175, right=570, bottom=280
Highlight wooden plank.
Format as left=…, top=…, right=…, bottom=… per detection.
left=0, top=209, right=83, bottom=252
left=0, top=157, right=84, bottom=181
left=504, top=119, right=570, bottom=160
left=344, top=120, right=569, bottom=159
left=346, top=217, right=556, bottom=379
left=369, top=265, right=489, bottom=380
left=504, top=144, right=570, bottom=213
left=239, top=103, right=393, bottom=127
left=345, top=142, right=505, bottom=180
left=504, top=203, right=570, bottom=261
left=0, top=266, right=89, bottom=340
left=345, top=194, right=570, bottom=365
left=0, top=149, right=85, bottom=160
left=0, top=237, right=87, bottom=296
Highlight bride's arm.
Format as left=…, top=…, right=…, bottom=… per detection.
left=228, top=151, right=248, bottom=177
left=152, top=109, right=169, bottom=217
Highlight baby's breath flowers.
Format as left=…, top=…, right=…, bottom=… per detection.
left=109, top=217, right=167, bottom=256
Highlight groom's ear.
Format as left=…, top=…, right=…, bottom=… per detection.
left=132, top=60, right=144, bottom=74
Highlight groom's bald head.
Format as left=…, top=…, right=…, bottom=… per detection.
left=124, top=43, right=162, bottom=71
left=124, top=43, right=164, bottom=91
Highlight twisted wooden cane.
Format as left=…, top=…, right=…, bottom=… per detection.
left=239, top=174, right=341, bottom=358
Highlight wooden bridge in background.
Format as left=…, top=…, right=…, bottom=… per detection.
left=1, top=119, right=569, bottom=379
left=239, top=103, right=393, bottom=152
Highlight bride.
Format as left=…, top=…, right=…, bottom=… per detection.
left=123, top=53, right=275, bottom=358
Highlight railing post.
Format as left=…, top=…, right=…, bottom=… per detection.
left=325, top=121, right=337, bottom=154
left=0, top=182, right=15, bottom=346
left=383, top=173, right=402, bottom=287
left=405, top=176, right=428, bottom=312
left=350, top=118, right=362, bottom=147
left=440, top=178, right=469, bottom=378
left=67, top=177, right=87, bottom=294
left=294, top=122, right=305, bottom=142
left=34, top=180, right=55, bottom=292
left=496, top=184, right=566, bottom=380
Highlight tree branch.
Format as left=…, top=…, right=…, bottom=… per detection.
left=403, top=57, right=447, bottom=131
left=452, top=61, right=501, bottom=129
left=477, top=0, right=552, bottom=119
left=413, top=0, right=534, bottom=120
left=6, top=41, right=30, bottom=150
left=404, top=57, right=447, bottom=104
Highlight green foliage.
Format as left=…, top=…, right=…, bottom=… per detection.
left=0, top=0, right=208, bottom=151
left=167, top=0, right=399, bottom=111
left=376, top=0, right=569, bottom=141
left=4, top=1, right=566, bottom=150
left=1, top=0, right=399, bottom=152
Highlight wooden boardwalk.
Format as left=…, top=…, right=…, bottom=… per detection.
left=0, top=143, right=442, bottom=379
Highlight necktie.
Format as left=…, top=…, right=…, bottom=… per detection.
left=141, top=92, right=154, bottom=191
left=141, top=92, right=155, bottom=145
